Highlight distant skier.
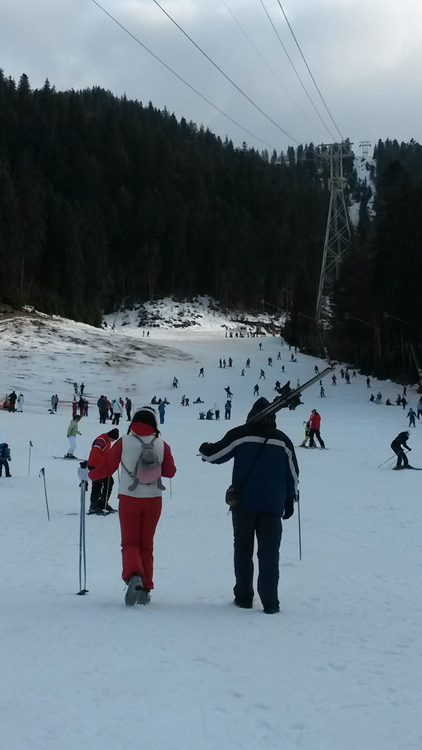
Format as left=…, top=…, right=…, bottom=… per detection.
left=224, top=400, right=232, bottom=420
left=125, top=397, right=132, bottom=421
left=407, top=408, right=417, bottom=428
left=391, top=431, right=411, bottom=469
left=17, top=393, right=24, bottom=412
left=198, top=367, right=204, bottom=377
left=253, top=384, right=260, bottom=396
left=308, top=409, right=325, bottom=449
left=158, top=401, right=166, bottom=425
left=259, top=369, right=266, bottom=380
left=0, top=441, right=12, bottom=477
left=366, top=377, right=371, bottom=388
left=66, top=415, right=82, bottom=458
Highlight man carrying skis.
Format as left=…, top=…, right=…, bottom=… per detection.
left=391, top=431, right=412, bottom=469
left=199, top=397, right=299, bottom=614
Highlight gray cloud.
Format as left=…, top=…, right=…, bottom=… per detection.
left=2, top=0, right=422, bottom=153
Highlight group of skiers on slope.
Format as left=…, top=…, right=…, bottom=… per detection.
left=2, top=391, right=24, bottom=412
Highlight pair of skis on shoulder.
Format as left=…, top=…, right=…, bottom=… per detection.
left=247, top=366, right=334, bottom=424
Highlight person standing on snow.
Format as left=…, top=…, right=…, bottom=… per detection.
left=87, top=428, right=120, bottom=514
left=199, top=397, right=298, bottom=614
left=407, top=408, right=417, bottom=428
left=17, top=393, right=24, bottom=412
left=308, top=409, right=325, bottom=449
left=0, top=441, right=12, bottom=477
left=83, top=407, right=176, bottom=606
left=391, top=431, right=412, bottom=469
left=112, top=398, right=123, bottom=425
left=158, top=401, right=166, bottom=424
left=66, top=415, right=82, bottom=458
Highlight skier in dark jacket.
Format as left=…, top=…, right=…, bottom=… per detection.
left=199, top=397, right=299, bottom=614
left=391, top=431, right=412, bottom=469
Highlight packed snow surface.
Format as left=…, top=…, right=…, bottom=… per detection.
left=0, top=305, right=421, bottom=750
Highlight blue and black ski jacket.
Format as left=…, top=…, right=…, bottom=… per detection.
left=199, top=423, right=299, bottom=515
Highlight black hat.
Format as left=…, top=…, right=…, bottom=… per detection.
left=246, top=397, right=276, bottom=425
left=108, top=428, right=120, bottom=440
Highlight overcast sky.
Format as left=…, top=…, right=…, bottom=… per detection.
left=2, top=0, right=422, bottom=155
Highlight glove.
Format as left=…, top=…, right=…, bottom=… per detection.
left=283, top=503, right=294, bottom=520
left=78, top=466, right=89, bottom=482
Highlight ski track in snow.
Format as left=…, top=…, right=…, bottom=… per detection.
left=0, top=306, right=421, bottom=750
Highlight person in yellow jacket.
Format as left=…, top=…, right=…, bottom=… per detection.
left=66, top=415, right=82, bottom=458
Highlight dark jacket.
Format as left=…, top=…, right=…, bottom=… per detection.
left=391, top=432, right=410, bottom=452
left=199, top=423, right=299, bottom=515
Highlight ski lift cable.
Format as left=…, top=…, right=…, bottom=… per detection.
left=259, top=0, right=336, bottom=142
left=276, top=1, right=344, bottom=141
left=150, top=0, right=299, bottom=143
left=90, top=0, right=281, bottom=149
left=221, top=0, right=328, bottom=141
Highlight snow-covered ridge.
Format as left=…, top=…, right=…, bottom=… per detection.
left=104, top=295, right=281, bottom=332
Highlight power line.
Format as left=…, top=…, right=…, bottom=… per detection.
left=276, top=1, right=344, bottom=141
left=90, top=0, right=279, bottom=149
left=259, top=0, right=336, bottom=142
left=221, top=0, right=328, bottom=140
left=150, top=0, right=299, bottom=143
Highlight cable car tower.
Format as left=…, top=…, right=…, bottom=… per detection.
left=316, top=143, right=353, bottom=323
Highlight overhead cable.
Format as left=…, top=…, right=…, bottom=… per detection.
left=276, top=1, right=343, bottom=141
left=259, top=0, right=336, bottom=142
left=90, top=0, right=279, bottom=149
left=221, top=0, right=328, bottom=140
left=150, top=0, right=299, bottom=143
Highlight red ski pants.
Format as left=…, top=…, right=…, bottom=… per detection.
left=119, top=495, right=162, bottom=589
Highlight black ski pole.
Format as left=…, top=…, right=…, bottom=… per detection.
left=377, top=455, right=396, bottom=468
left=28, top=440, right=33, bottom=476
left=39, top=468, right=50, bottom=521
left=296, top=491, right=302, bottom=561
left=78, top=474, right=89, bottom=595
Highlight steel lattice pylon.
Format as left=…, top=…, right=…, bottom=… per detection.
left=316, top=143, right=352, bottom=322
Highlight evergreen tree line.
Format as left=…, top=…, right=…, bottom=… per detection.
left=0, top=71, right=330, bottom=325
left=1, top=71, right=421, bottom=384
left=293, top=139, right=422, bottom=383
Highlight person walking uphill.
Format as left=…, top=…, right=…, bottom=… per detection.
left=199, top=397, right=299, bottom=614
left=85, top=407, right=176, bottom=605
left=87, top=429, right=120, bottom=514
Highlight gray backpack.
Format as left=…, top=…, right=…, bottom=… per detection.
left=122, top=435, right=164, bottom=491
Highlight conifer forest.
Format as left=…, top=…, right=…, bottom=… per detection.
left=1, top=71, right=422, bottom=382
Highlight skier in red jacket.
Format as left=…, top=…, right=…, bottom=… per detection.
left=87, top=428, right=120, bottom=514
left=308, top=409, right=325, bottom=449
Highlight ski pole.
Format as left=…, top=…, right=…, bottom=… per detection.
left=28, top=440, right=33, bottom=476
left=296, top=491, right=302, bottom=561
left=39, top=468, right=50, bottom=521
left=377, top=455, right=396, bottom=468
left=78, top=475, right=89, bottom=595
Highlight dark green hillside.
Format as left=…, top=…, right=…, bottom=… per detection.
left=0, top=71, right=329, bottom=323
